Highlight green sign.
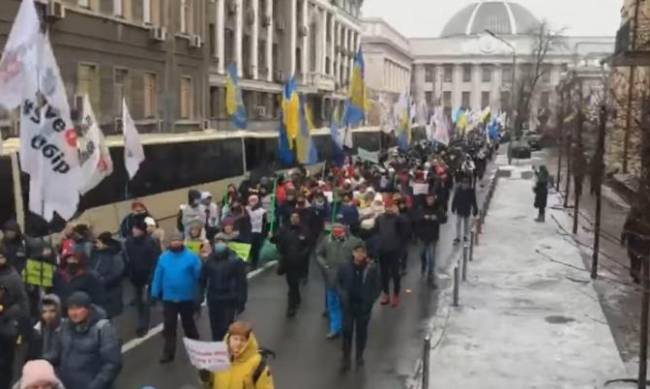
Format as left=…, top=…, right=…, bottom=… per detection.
left=228, top=242, right=252, bottom=262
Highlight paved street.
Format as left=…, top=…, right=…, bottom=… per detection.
left=114, top=162, right=496, bottom=389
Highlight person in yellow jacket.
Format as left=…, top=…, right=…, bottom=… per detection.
left=211, top=321, right=274, bottom=389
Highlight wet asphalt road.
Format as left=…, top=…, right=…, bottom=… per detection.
left=114, top=163, right=496, bottom=389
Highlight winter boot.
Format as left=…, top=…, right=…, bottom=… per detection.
left=391, top=293, right=400, bottom=308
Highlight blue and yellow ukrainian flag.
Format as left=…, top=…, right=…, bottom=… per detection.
left=277, top=112, right=294, bottom=167
left=282, top=76, right=300, bottom=147
left=296, top=95, right=318, bottom=165
left=226, top=63, right=247, bottom=129
left=342, top=47, right=366, bottom=128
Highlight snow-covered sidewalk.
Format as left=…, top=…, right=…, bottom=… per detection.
left=427, top=161, right=627, bottom=389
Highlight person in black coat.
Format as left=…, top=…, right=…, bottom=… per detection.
left=90, top=232, right=125, bottom=319
left=1, top=220, right=27, bottom=274
left=373, top=202, right=410, bottom=307
left=621, top=205, right=650, bottom=284
left=336, top=243, right=380, bottom=371
left=533, top=165, right=549, bottom=222
left=0, top=244, right=29, bottom=389
left=199, top=237, right=248, bottom=341
left=451, top=175, right=478, bottom=244
left=53, top=251, right=106, bottom=313
left=124, top=220, right=161, bottom=337
left=119, top=201, right=152, bottom=239
left=414, top=194, right=445, bottom=286
left=276, top=211, right=311, bottom=318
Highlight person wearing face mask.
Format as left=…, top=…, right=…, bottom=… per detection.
left=415, top=194, right=445, bottom=287
left=0, top=244, right=29, bottom=389
left=150, top=233, right=202, bottom=363
left=210, top=321, right=274, bottom=389
left=177, top=189, right=206, bottom=238
left=119, top=201, right=151, bottom=239
left=316, top=224, right=362, bottom=339
left=52, top=251, right=106, bottom=314
left=246, top=195, right=268, bottom=270
left=199, top=237, right=247, bottom=342
left=336, top=243, right=380, bottom=372
left=451, top=175, right=478, bottom=245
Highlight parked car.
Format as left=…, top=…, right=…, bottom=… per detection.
left=525, top=132, right=543, bottom=151
left=510, top=141, right=532, bottom=159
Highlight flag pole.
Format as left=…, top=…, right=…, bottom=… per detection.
left=10, top=152, right=26, bottom=231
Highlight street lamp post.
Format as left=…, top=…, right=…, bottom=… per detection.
left=486, top=29, right=517, bottom=164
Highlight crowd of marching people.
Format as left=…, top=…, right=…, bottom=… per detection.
left=0, top=132, right=498, bottom=388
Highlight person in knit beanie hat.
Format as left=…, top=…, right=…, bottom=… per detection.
left=13, top=359, right=64, bottom=389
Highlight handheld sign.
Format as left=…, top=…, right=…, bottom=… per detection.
left=183, top=338, right=230, bottom=372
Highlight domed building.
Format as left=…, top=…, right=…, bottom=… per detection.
left=362, top=1, right=614, bottom=130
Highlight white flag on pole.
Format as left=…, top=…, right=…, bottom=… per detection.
left=122, top=98, right=144, bottom=179
left=20, top=34, right=81, bottom=221
left=0, top=0, right=41, bottom=110
left=78, top=95, right=113, bottom=194
left=432, top=106, right=450, bottom=146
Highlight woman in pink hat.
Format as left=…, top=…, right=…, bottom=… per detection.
left=12, top=359, right=65, bottom=389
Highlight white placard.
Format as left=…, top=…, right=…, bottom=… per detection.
left=183, top=338, right=231, bottom=372
left=412, top=183, right=429, bottom=196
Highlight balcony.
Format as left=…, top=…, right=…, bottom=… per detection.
left=304, top=72, right=335, bottom=91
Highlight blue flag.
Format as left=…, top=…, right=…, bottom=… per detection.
left=277, top=113, right=294, bottom=167
left=226, top=63, right=247, bottom=129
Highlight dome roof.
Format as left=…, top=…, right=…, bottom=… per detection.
left=440, top=1, right=540, bottom=37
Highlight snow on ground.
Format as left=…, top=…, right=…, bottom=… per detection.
left=427, top=160, right=627, bottom=389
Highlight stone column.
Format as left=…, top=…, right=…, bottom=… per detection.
left=320, top=8, right=327, bottom=74
left=235, top=0, right=243, bottom=77
left=250, top=0, right=259, bottom=79
left=300, top=0, right=309, bottom=81
left=265, top=0, right=273, bottom=82
left=328, top=13, right=335, bottom=76
left=289, top=0, right=297, bottom=77
left=216, top=0, right=225, bottom=74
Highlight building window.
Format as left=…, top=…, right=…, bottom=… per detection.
left=461, top=91, right=470, bottom=109
left=425, top=91, right=433, bottom=105
left=502, top=65, right=513, bottom=84
left=114, top=68, right=129, bottom=117
left=225, top=28, right=235, bottom=67
left=541, top=91, right=550, bottom=109
left=180, top=0, right=194, bottom=34
left=443, top=91, right=452, bottom=108
left=78, top=0, right=91, bottom=8
left=113, top=0, right=131, bottom=19
left=542, top=65, right=552, bottom=83
left=144, top=73, right=157, bottom=119
left=482, top=65, right=492, bottom=83
left=143, top=0, right=160, bottom=25
left=481, top=91, right=490, bottom=109
left=462, top=64, right=472, bottom=83
left=77, top=63, right=100, bottom=110
left=425, top=66, right=434, bottom=82
left=443, top=65, right=453, bottom=83
left=180, top=76, right=193, bottom=119
left=500, top=91, right=511, bottom=110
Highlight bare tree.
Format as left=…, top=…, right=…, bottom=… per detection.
left=513, top=21, right=566, bottom=137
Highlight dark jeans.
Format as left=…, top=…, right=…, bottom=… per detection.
left=162, top=301, right=200, bottom=358
left=133, top=283, right=151, bottom=332
left=0, top=334, right=16, bottom=389
left=342, top=304, right=371, bottom=362
left=286, top=269, right=302, bottom=310
left=208, top=301, right=237, bottom=342
left=379, top=250, right=401, bottom=295
left=250, top=232, right=264, bottom=269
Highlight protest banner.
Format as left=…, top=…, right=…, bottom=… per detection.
left=357, top=147, right=379, bottom=164
left=183, top=338, right=230, bottom=372
left=227, top=241, right=252, bottom=262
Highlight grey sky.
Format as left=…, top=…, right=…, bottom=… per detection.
left=361, top=0, right=622, bottom=38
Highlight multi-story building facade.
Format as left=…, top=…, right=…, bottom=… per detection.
left=0, top=0, right=372, bottom=234
left=0, top=0, right=364, bottom=137
left=609, top=0, right=650, bottom=177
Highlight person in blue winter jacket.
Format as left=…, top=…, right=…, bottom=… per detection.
left=150, top=232, right=202, bottom=364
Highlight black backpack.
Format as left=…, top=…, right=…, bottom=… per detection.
left=252, top=348, right=276, bottom=384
